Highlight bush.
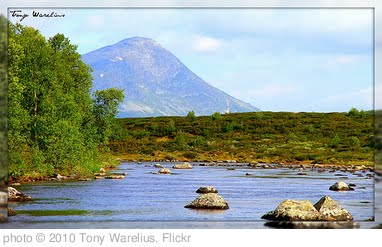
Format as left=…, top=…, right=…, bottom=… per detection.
left=211, top=112, right=222, bottom=121
left=330, top=135, right=341, bottom=148
left=350, top=136, right=360, bottom=148
left=186, top=111, right=196, bottom=122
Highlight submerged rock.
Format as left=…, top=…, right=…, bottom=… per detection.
left=329, top=182, right=354, bottom=191
left=173, top=162, right=193, bottom=169
left=158, top=168, right=171, bottom=174
left=196, top=186, right=218, bottom=194
left=8, top=187, right=32, bottom=202
left=185, top=193, right=229, bottom=210
left=314, top=196, right=353, bottom=221
left=104, top=175, right=125, bottom=179
left=261, top=199, right=321, bottom=221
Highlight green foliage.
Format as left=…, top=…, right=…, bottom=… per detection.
left=166, top=120, right=177, bottom=134
left=211, top=112, right=222, bottom=121
left=186, top=111, right=196, bottom=122
left=330, top=134, right=341, bottom=148
left=0, top=15, right=7, bottom=182
left=109, top=111, right=374, bottom=165
left=92, top=88, right=124, bottom=145
left=350, top=136, right=360, bottom=148
left=7, top=23, right=123, bottom=180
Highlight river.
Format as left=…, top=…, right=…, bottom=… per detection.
left=3, top=162, right=378, bottom=228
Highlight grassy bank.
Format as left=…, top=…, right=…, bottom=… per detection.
left=109, top=110, right=375, bottom=167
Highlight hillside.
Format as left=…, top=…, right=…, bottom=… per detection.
left=109, top=110, right=375, bottom=166
left=82, top=37, right=259, bottom=117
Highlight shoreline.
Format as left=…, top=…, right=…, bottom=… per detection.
left=8, top=158, right=376, bottom=185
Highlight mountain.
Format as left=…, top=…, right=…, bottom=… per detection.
left=82, top=37, right=260, bottom=118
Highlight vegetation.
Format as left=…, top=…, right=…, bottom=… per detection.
left=109, top=110, right=375, bottom=166
left=7, top=22, right=123, bottom=181
left=376, top=110, right=382, bottom=171
left=0, top=15, right=6, bottom=185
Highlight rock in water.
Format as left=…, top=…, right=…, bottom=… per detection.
left=314, top=196, right=353, bottom=221
left=172, top=162, right=193, bottom=169
left=154, top=164, right=163, bottom=168
left=196, top=186, right=218, bottom=194
left=261, top=200, right=321, bottom=221
left=185, top=193, right=229, bottom=210
left=158, top=168, right=171, bottom=174
left=8, top=187, right=32, bottom=202
left=104, top=175, right=125, bottom=179
left=329, top=181, right=354, bottom=191
left=8, top=207, right=17, bottom=216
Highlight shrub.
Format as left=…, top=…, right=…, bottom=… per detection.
left=186, top=111, right=196, bottom=122
left=350, top=136, right=360, bottom=148
left=211, top=112, right=222, bottom=121
left=330, top=134, right=341, bottom=148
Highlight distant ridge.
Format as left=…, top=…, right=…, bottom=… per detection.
left=82, top=37, right=260, bottom=117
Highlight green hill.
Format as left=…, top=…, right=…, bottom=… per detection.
left=109, top=110, right=375, bottom=166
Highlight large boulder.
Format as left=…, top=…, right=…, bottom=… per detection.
left=196, top=186, right=218, bottom=194
left=261, top=200, right=321, bottom=221
left=158, top=168, right=171, bottom=174
left=185, top=193, right=229, bottom=210
left=262, top=196, right=354, bottom=221
left=8, top=187, right=32, bottom=202
left=173, top=162, right=193, bottom=169
left=329, top=182, right=354, bottom=191
left=314, top=196, right=353, bottom=221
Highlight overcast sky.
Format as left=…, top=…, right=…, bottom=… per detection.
left=5, top=2, right=378, bottom=112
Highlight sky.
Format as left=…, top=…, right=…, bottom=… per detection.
left=4, top=1, right=379, bottom=112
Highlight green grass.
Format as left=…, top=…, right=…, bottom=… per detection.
left=109, top=111, right=375, bottom=166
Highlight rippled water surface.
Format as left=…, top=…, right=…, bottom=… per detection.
left=7, top=162, right=375, bottom=224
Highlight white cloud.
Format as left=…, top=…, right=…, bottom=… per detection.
left=192, top=36, right=222, bottom=53
left=323, top=86, right=374, bottom=110
left=334, top=55, right=361, bottom=64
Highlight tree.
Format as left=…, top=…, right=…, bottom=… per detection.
left=7, top=22, right=123, bottom=179
left=92, top=88, right=124, bottom=145
left=0, top=15, right=7, bottom=182
left=186, top=111, right=196, bottom=122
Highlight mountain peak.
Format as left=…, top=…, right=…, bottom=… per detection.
left=116, top=36, right=159, bottom=47
left=82, top=37, right=259, bottom=117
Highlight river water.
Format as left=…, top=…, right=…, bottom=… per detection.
left=3, top=162, right=377, bottom=228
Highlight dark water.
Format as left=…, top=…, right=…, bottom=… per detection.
left=6, top=162, right=374, bottom=225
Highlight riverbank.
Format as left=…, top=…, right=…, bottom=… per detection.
left=109, top=111, right=374, bottom=168
left=8, top=158, right=375, bottom=185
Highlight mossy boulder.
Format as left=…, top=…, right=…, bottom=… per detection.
left=314, top=196, right=353, bottom=221
left=196, top=186, right=218, bottom=194
left=8, top=187, right=32, bottom=202
left=185, top=193, right=229, bottom=210
left=329, top=182, right=354, bottom=191
left=262, top=199, right=321, bottom=221
left=262, top=196, right=353, bottom=221
left=173, top=162, right=193, bottom=169
left=158, top=168, right=171, bottom=174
